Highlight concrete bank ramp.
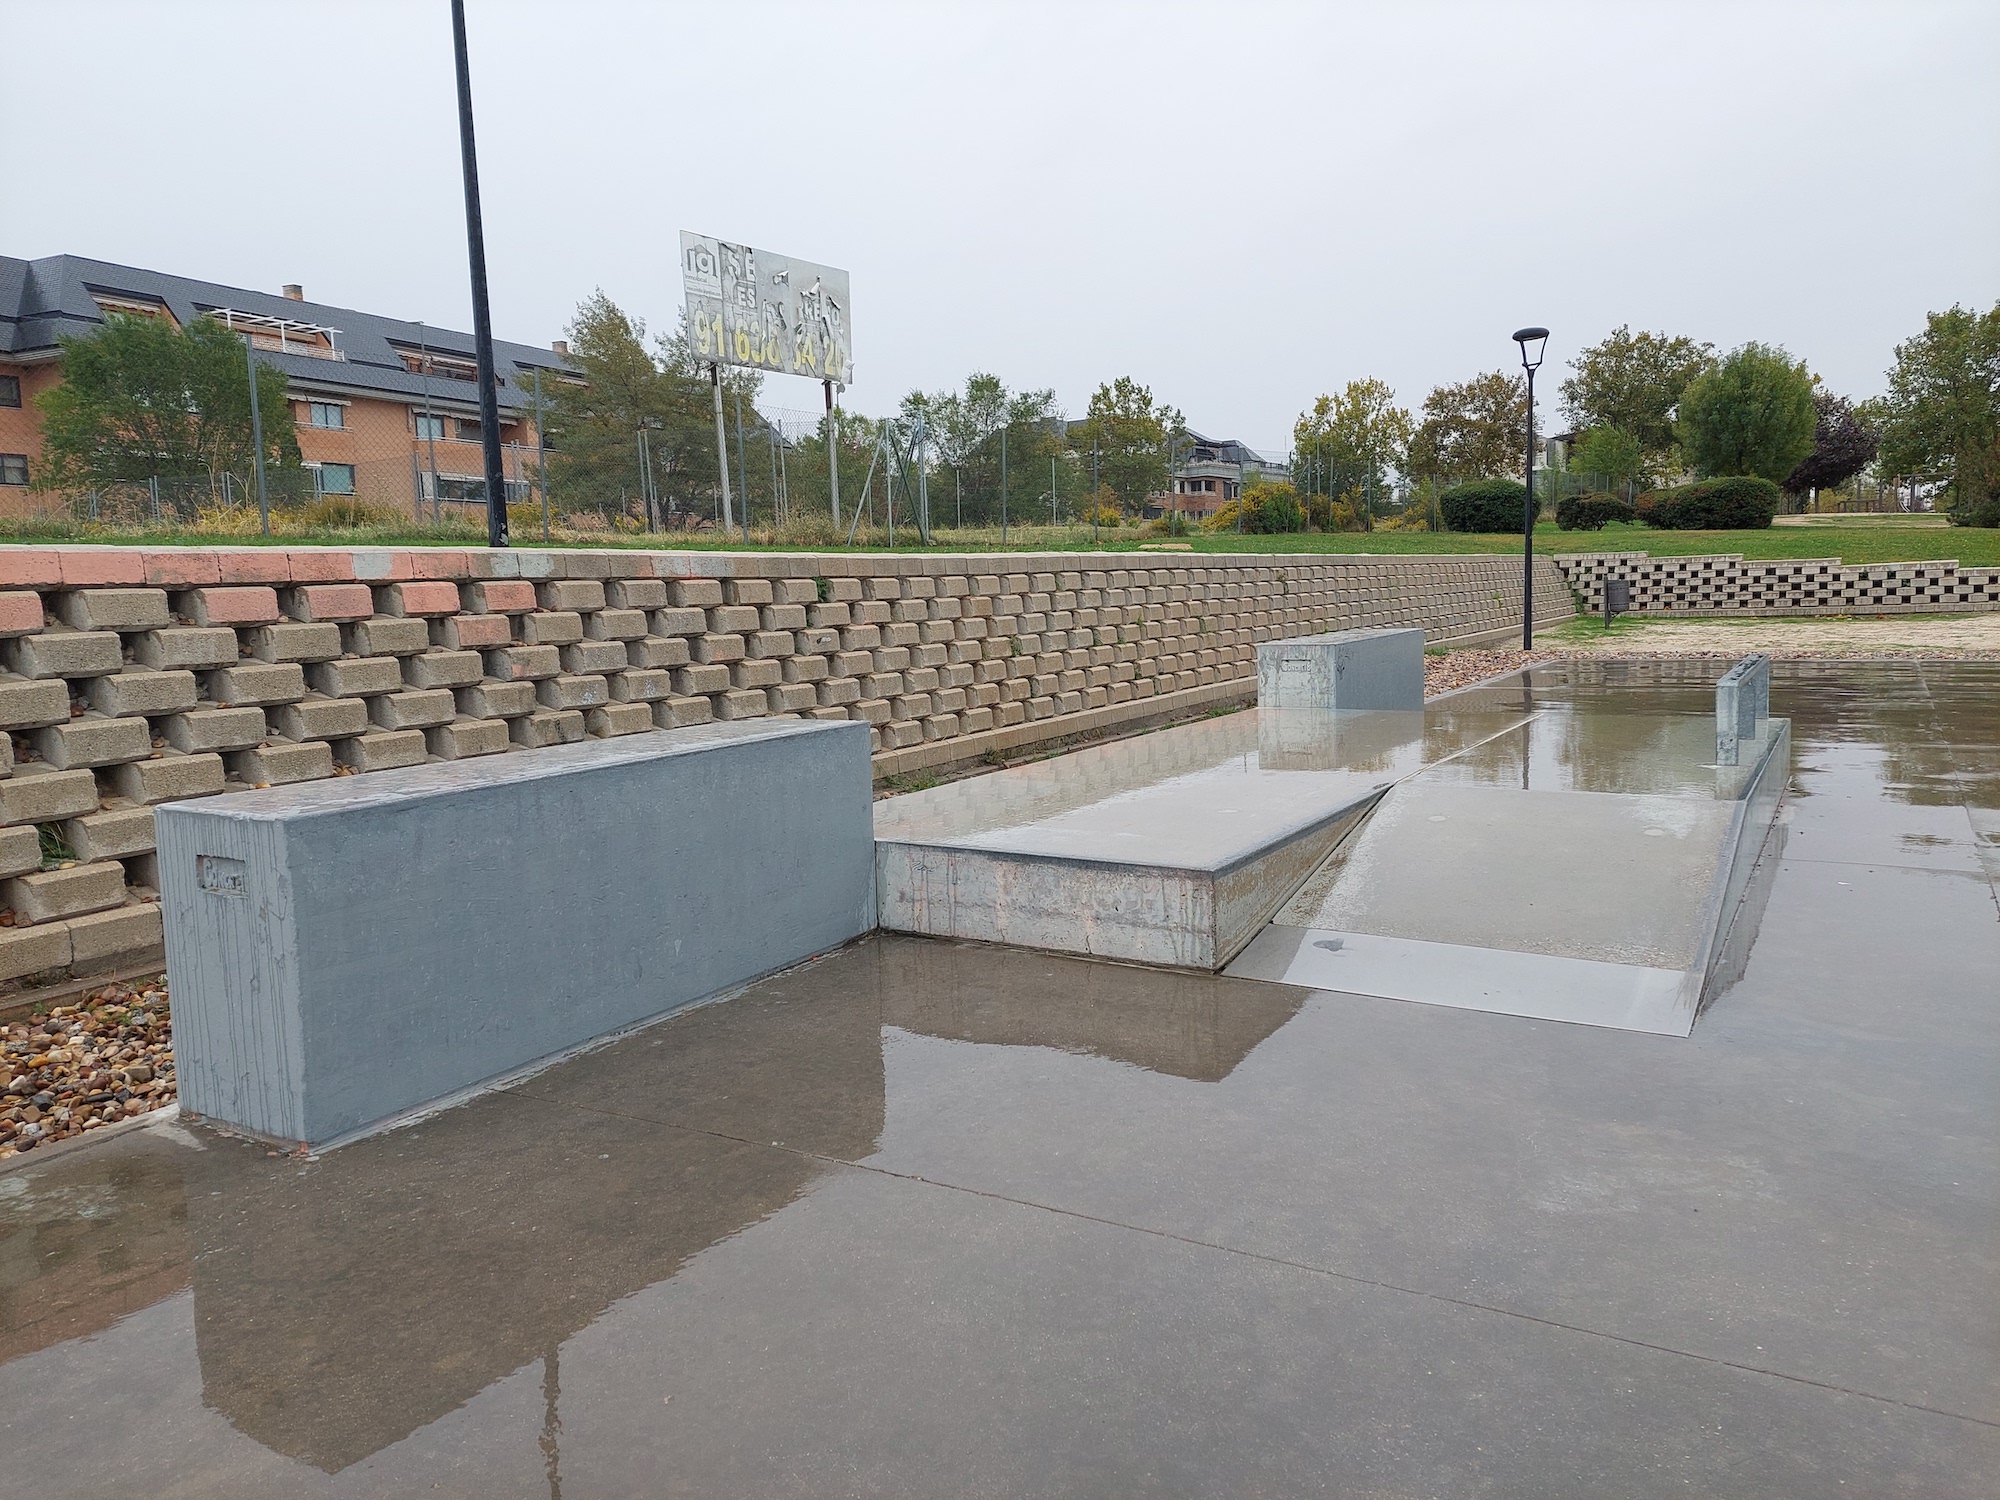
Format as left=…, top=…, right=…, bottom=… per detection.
left=1226, top=702, right=1790, bottom=1036
left=874, top=704, right=1531, bottom=969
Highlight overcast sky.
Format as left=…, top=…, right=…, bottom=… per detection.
left=7, top=1, right=1995, bottom=452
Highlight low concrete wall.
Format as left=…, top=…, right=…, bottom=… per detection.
left=157, top=719, right=875, bottom=1147
left=0, top=543, right=1571, bottom=986
left=1553, top=551, right=2000, bottom=616
left=1258, top=628, right=1424, bottom=712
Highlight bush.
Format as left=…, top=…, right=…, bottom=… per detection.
left=1638, top=475, right=1782, bottom=529
left=1083, top=503, right=1122, bottom=528
left=297, top=494, right=401, bottom=529
left=1438, top=478, right=1527, bottom=533
left=1253, top=488, right=1305, bottom=533
left=1555, top=492, right=1636, bottom=531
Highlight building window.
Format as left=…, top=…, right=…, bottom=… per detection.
left=0, top=375, right=20, bottom=408
left=0, top=455, right=28, bottom=485
left=456, top=418, right=482, bottom=441
left=414, top=413, right=445, bottom=440
left=307, top=402, right=346, bottom=429
left=315, top=463, right=356, bottom=495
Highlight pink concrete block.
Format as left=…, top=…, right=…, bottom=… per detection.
left=443, top=612, right=512, bottom=648
left=0, top=592, right=47, bottom=637
left=284, top=583, right=376, bottom=622
left=380, top=580, right=462, bottom=617
left=467, top=580, right=537, bottom=614
left=286, top=550, right=359, bottom=582
left=141, top=550, right=222, bottom=587
left=59, top=550, right=146, bottom=586
left=184, top=586, right=281, bottom=626
left=0, top=549, right=65, bottom=588
left=410, top=550, right=470, bottom=581
left=215, top=550, right=292, bottom=584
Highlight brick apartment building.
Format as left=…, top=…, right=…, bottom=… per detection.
left=1157, top=432, right=1289, bottom=519
left=0, top=254, right=576, bottom=517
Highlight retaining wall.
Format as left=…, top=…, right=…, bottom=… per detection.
left=0, top=543, right=1571, bottom=987
left=1553, top=551, right=2000, bottom=616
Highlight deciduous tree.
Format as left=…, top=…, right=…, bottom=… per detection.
left=1292, top=378, right=1413, bottom=522
left=1875, top=302, right=2000, bottom=526
left=1558, top=326, right=1715, bottom=461
left=1071, top=376, right=1183, bottom=514
left=1405, top=371, right=1526, bottom=486
left=1782, top=391, right=1879, bottom=500
left=1675, top=342, right=1817, bottom=482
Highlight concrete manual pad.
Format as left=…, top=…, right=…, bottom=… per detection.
left=874, top=703, right=1528, bottom=967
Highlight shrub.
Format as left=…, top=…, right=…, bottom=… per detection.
left=1253, top=488, right=1305, bottom=533
left=1639, top=475, right=1782, bottom=529
left=1438, top=478, right=1527, bottom=533
left=297, top=494, right=400, bottom=529
left=1555, top=492, right=1636, bottom=531
left=1083, top=503, right=1122, bottom=528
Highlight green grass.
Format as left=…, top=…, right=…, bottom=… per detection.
left=0, top=515, right=1992, bottom=566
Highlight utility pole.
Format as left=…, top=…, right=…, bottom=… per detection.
left=732, top=384, right=750, bottom=543
left=710, top=363, right=732, bottom=531
left=824, top=379, right=840, bottom=527
left=531, top=366, right=550, bottom=542
left=450, top=0, right=507, bottom=548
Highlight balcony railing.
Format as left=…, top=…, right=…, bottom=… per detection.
left=249, top=333, right=347, bottom=361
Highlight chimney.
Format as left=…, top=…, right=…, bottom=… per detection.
left=282, top=284, right=304, bottom=301
left=551, top=339, right=569, bottom=357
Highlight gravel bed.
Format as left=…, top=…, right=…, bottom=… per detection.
left=0, top=977, right=174, bottom=1160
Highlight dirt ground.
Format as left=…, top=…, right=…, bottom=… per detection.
left=1550, top=613, right=2000, bottom=657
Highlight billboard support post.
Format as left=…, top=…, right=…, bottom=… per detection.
left=710, top=363, right=733, bottom=533
left=733, top=384, right=750, bottom=543
left=825, top=380, right=840, bottom=528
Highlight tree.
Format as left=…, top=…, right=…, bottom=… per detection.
left=1405, top=371, right=1526, bottom=486
left=1568, top=425, right=1646, bottom=489
left=1070, top=376, right=1183, bottom=514
left=899, top=372, right=1067, bottom=526
left=1782, top=390, right=1880, bottom=500
left=1558, top=326, right=1715, bottom=461
left=1875, top=302, right=2000, bottom=526
left=35, top=312, right=299, bottom=493
left=1676, top=342, right=1817, bottom=482
left=1292, top=378, right=1413, bottom=523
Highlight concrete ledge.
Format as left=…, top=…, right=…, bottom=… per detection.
left=1259, top=628, right=1424, bottom=711
left=157, top=719, right=875, bottom=1148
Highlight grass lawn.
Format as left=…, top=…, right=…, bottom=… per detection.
left=0, top=515, right=1992, bottom=566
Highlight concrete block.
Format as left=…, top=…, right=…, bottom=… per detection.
left=1257, top=628, right=1424, bottom=712
left=653, top=696, right=713, bottom=729
left=464, top=579, right=538, bottom=614
left=456, top=680, right=537, bottom=719
left=64, top=805, right=157, bottom=862
left=158, top=719, right=875, bottom=1146
left=7, top=860, right=127, bottom=923
left=649, top=606, right=706, bottom=636
left=519, top=611, right=583, bottom=646
left=87, top=669, right=198, bottom=718
left=242, top=621, right=343, bottom=663
left=627, top=636, right=690, bottom=670
left=403, top=650, right=485, bottom=690
left=427, top=717, right=511, bottom=760
left=54, top=588, right=170, bottom=632
left=433, top=613, right=511, bottom=651
left=28, top=714, right=146, bottom=769
left=280, top=583, right=375, bottom=622
left=537, top=674, right=608, bottom=711
left=228, top=741, right=335, bottom=788
left=539, top=579, right=605, bottom=612
left=333, top=730, right=428, bottom=774
left=586, top=702, right=654, bottom=738
left=583, top=607, right=648, bottom=642
left=710, top=605, right=760, bottom=634
left=0, top=823, right=40, bottom=876
left=667, top=578, right=723, bottom=608
left=68, top=901, right=164, bottom=972
left=178, top=586, right=280, bottom=627
left=0, top=675, right=71, bottom=731
left=0, top=592, right=45, bottom=637
left=561, top=640, right=629, bottom=676
left=343, top=616, right=431, bottom=657
left=131, top=626, right=240, bottom=671
left=482, top=644, right=561, bottom=682
left=0, top=921, right=71, bottom=981
left=307, top=656, right=404, bottom=698
left=0, top=766, right=101, bottom=824
left=768, top=683, right=818, bottom=713
left=673, top=663, right=731, bottom=697
left=604, top=579, right=667, bottom=610
left=204, top=663, right=307, bottom=707
left=715, top=688, right=768, bottom=720
left=110, top=753, right=225, bottom=806
left=271, top=695, right=370, bottom=743
left=369, top=689, right=457, bottom=731
left=731, top=659, right=783, bottom=690
left=609, top=668, right=674, bottom=703
left=7, top=630, right=124, bottom=680
left=510, top=709, right=586, bottom=748
left=377, top=581, right=462, bottom=617
left=723, top=578, right=773, bottom=606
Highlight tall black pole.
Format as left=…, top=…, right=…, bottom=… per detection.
left=451, top=0, right=508, bottom=548
left=1521, top=363, right=1536, bottom=650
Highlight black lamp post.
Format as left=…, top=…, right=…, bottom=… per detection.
left=1512, top=326, right=1549, bottom=649
left=451, top=0, right=508, bottom=548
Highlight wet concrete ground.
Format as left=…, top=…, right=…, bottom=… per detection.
left=1, top=660, right=1994, bottom=1497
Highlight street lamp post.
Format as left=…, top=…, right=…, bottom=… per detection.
left=1512, top=326, right=1549, bottom=650
left=450, top=0, right=508, bottom=548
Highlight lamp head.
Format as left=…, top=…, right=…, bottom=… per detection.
left=1513, top=326, right=1549, bottom=372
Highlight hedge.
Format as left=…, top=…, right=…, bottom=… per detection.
left=1637, top=476, right=1782, bottom=530
left=1438, top=478, right=1527, bottom=533
left=1555, top=493, right=1636, bottom=531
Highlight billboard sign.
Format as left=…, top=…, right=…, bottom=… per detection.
left=680, top=232, right=853, bottom=385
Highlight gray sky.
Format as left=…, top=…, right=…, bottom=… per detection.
left=7, top=1, right=1996, bottom=453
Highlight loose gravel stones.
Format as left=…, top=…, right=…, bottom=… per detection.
left=0, top=977, right=173, bottom=1160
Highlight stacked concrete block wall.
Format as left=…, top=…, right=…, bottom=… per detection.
left=1554, top=551, right=2000, bottom=616
left=0, top=544, right=1571, bottom=986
